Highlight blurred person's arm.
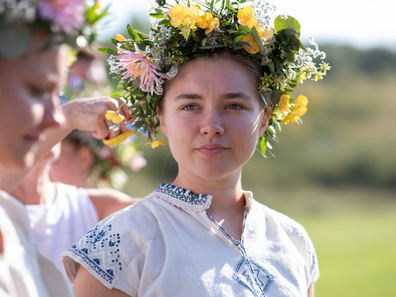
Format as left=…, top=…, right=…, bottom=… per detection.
left=308, top=284, right=314, bottom=297
left=0, top=97, right=129, bottom=192
left=85, top=188, right=139, bottom=220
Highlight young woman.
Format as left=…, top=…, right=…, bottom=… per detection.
left=60, top=1, right=330, bottom=295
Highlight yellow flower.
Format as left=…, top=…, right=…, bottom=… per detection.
left=169, top=4, right=196, bottom=28
left=116, top=34, right=126, bottom=42
left=278, top=95, right=290, bottom=113
left=198, top=12, right=220, bottom=34
left=169, top=5, right=199, bottom=39
left=103, top=130, right=133, bottom=146
left=256, top=24, right=273, bottom=39
left=293, top=95, right=308, bottom=116
left=145, top=140, right=166, bottom=149
left=241, top=35, right=259, bottom=54
left=282, top=113, right=299, bottom=123
left=237, top=6, right=257, bottom=28
left=105, top=110, right=125, bottom=123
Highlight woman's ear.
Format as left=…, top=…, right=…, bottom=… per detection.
left=259, top=107, right=272, bottom=136
left=156, top=106, right=167, bottom=136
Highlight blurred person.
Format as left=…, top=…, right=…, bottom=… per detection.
left=10, top=141, right=138, bottom=290
left=50, top=129, right=147, bottom=190
left=64, top=48, right=110, bottom=99
left=0, top=0, right=111, bottom=296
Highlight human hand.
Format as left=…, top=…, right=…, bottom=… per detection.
left=61, top=97, right=131, bottom=140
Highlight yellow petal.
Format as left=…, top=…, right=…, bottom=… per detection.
left=116, top=34, right=126, bottom=42
left=145, top=140, right=166, bottom=149
left=241, top=35, right=259, bottom=54
left=112, top=114, right=125, bottom=123
left=105, top=110, right=116, bottom=120
left=261, top=28, right=273, bottom=39
left=103, top=130, right=133, bottom=146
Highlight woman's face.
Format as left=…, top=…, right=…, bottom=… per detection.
left=0, top=31, right=65, bottom=170
left=159, top=58, right=270, bottom=183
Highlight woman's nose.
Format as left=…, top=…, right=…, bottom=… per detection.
left=40, top=92, right=65, bottom=130
left=200, top=109, right=225, bottom=137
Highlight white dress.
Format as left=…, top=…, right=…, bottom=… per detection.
left=0, top=190, right=71, bottom=297
left=62, top=183, right=319, bottom=297
left=25, top=182, right=99, bottom=288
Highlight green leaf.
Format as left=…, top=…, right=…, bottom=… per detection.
left=149, top=13, right=165, bottom=19
left=111, top=94, right=122, bottom=98
left=260, top=137, right=266, bottom=156
left=252, top=26, right=266, bottom=56
left=270, top=89, right=282, bottom=106
left=127, top=25, right=135, bottom=40
left=98, top=47, right=118, bottom=55
left=110, top=38, right=119, bottom=46
left=198, top=44, right=225, bottom=49
left=274, top=15, right=301, bottom=33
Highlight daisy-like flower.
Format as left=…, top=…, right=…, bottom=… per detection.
left=37, top=0, right=86, bottom=34
left=109, top=44, right=164, bottom=96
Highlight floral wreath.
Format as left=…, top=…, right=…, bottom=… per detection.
left=101, top=0, right=330, bottom=156
left=0, top=0, right=107, bottom=58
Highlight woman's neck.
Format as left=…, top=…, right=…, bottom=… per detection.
left=10, top=162, right=56, bottom=205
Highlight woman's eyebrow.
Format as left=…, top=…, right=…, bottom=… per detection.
left=221, top=92, right=252, bottom=100
left=174, top=93, right=203, bottom=100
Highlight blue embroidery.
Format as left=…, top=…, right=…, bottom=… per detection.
left=67, top=224, right=122, bottom=285
left=155, top=183, right=210, bottom=206
left=234, top=258, right=274, bottom=296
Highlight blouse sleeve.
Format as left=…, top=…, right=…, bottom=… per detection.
left=61, top=202, right=157, bottom=295
left=274, top=210, right=320, bottom=289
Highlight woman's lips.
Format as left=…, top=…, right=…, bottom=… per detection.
left=196, top=144, right=229, bottom=156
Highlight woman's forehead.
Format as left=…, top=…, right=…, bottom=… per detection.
left=169, top=59, right=258, bottom=93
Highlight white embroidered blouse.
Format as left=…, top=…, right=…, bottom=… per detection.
left=62, top=183, right=319, bottom=297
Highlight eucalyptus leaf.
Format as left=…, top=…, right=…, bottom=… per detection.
left=274, top=15, right=301, bottom=33
left=270, top=89, right=282, bottom=106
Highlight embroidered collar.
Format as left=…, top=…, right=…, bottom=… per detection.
left=154, top=183, right=212, bottom=212
left=154, top=183, right=254, bottom=212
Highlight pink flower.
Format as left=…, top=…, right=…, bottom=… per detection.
left=109, top=44, right=164, bottom=95
left=38, top=0, right=86, bottom=34
left=129, top=152, right=147, bottom=172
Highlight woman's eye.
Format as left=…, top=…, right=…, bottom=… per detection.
left=28, top=86, right=50, bottom=100
left=227, top=103, right=244, bottom=110
left=182, top=104, right=197, bottom=111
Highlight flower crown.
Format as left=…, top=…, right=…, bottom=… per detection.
left=0, top=0, right=107, bottom=58
left=102, top=0, right=330, bottom=156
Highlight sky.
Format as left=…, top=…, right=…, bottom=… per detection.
left=97, top=0, right=396, bottom=51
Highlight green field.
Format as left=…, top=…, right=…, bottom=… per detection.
left=299, top=212, right=396, bottom=297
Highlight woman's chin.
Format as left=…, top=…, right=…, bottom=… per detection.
left=0, top=149, right=35, bottom=172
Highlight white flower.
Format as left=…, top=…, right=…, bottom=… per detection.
left=313, top=50, right=321, bottom=58
left=164, top=65, right=178, bottom=80
left=280, top=14, right=288, bottom=20
left=288, top=69, right=297, bottom=80
left=320, top=51, right=326, bottom=59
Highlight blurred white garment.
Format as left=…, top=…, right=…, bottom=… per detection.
left=26, top=182, right=99, bottom=289
left=0, top=190, right=71, bottom=297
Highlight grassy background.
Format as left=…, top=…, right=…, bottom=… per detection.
left=112, top=44, right=396, bottom=296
